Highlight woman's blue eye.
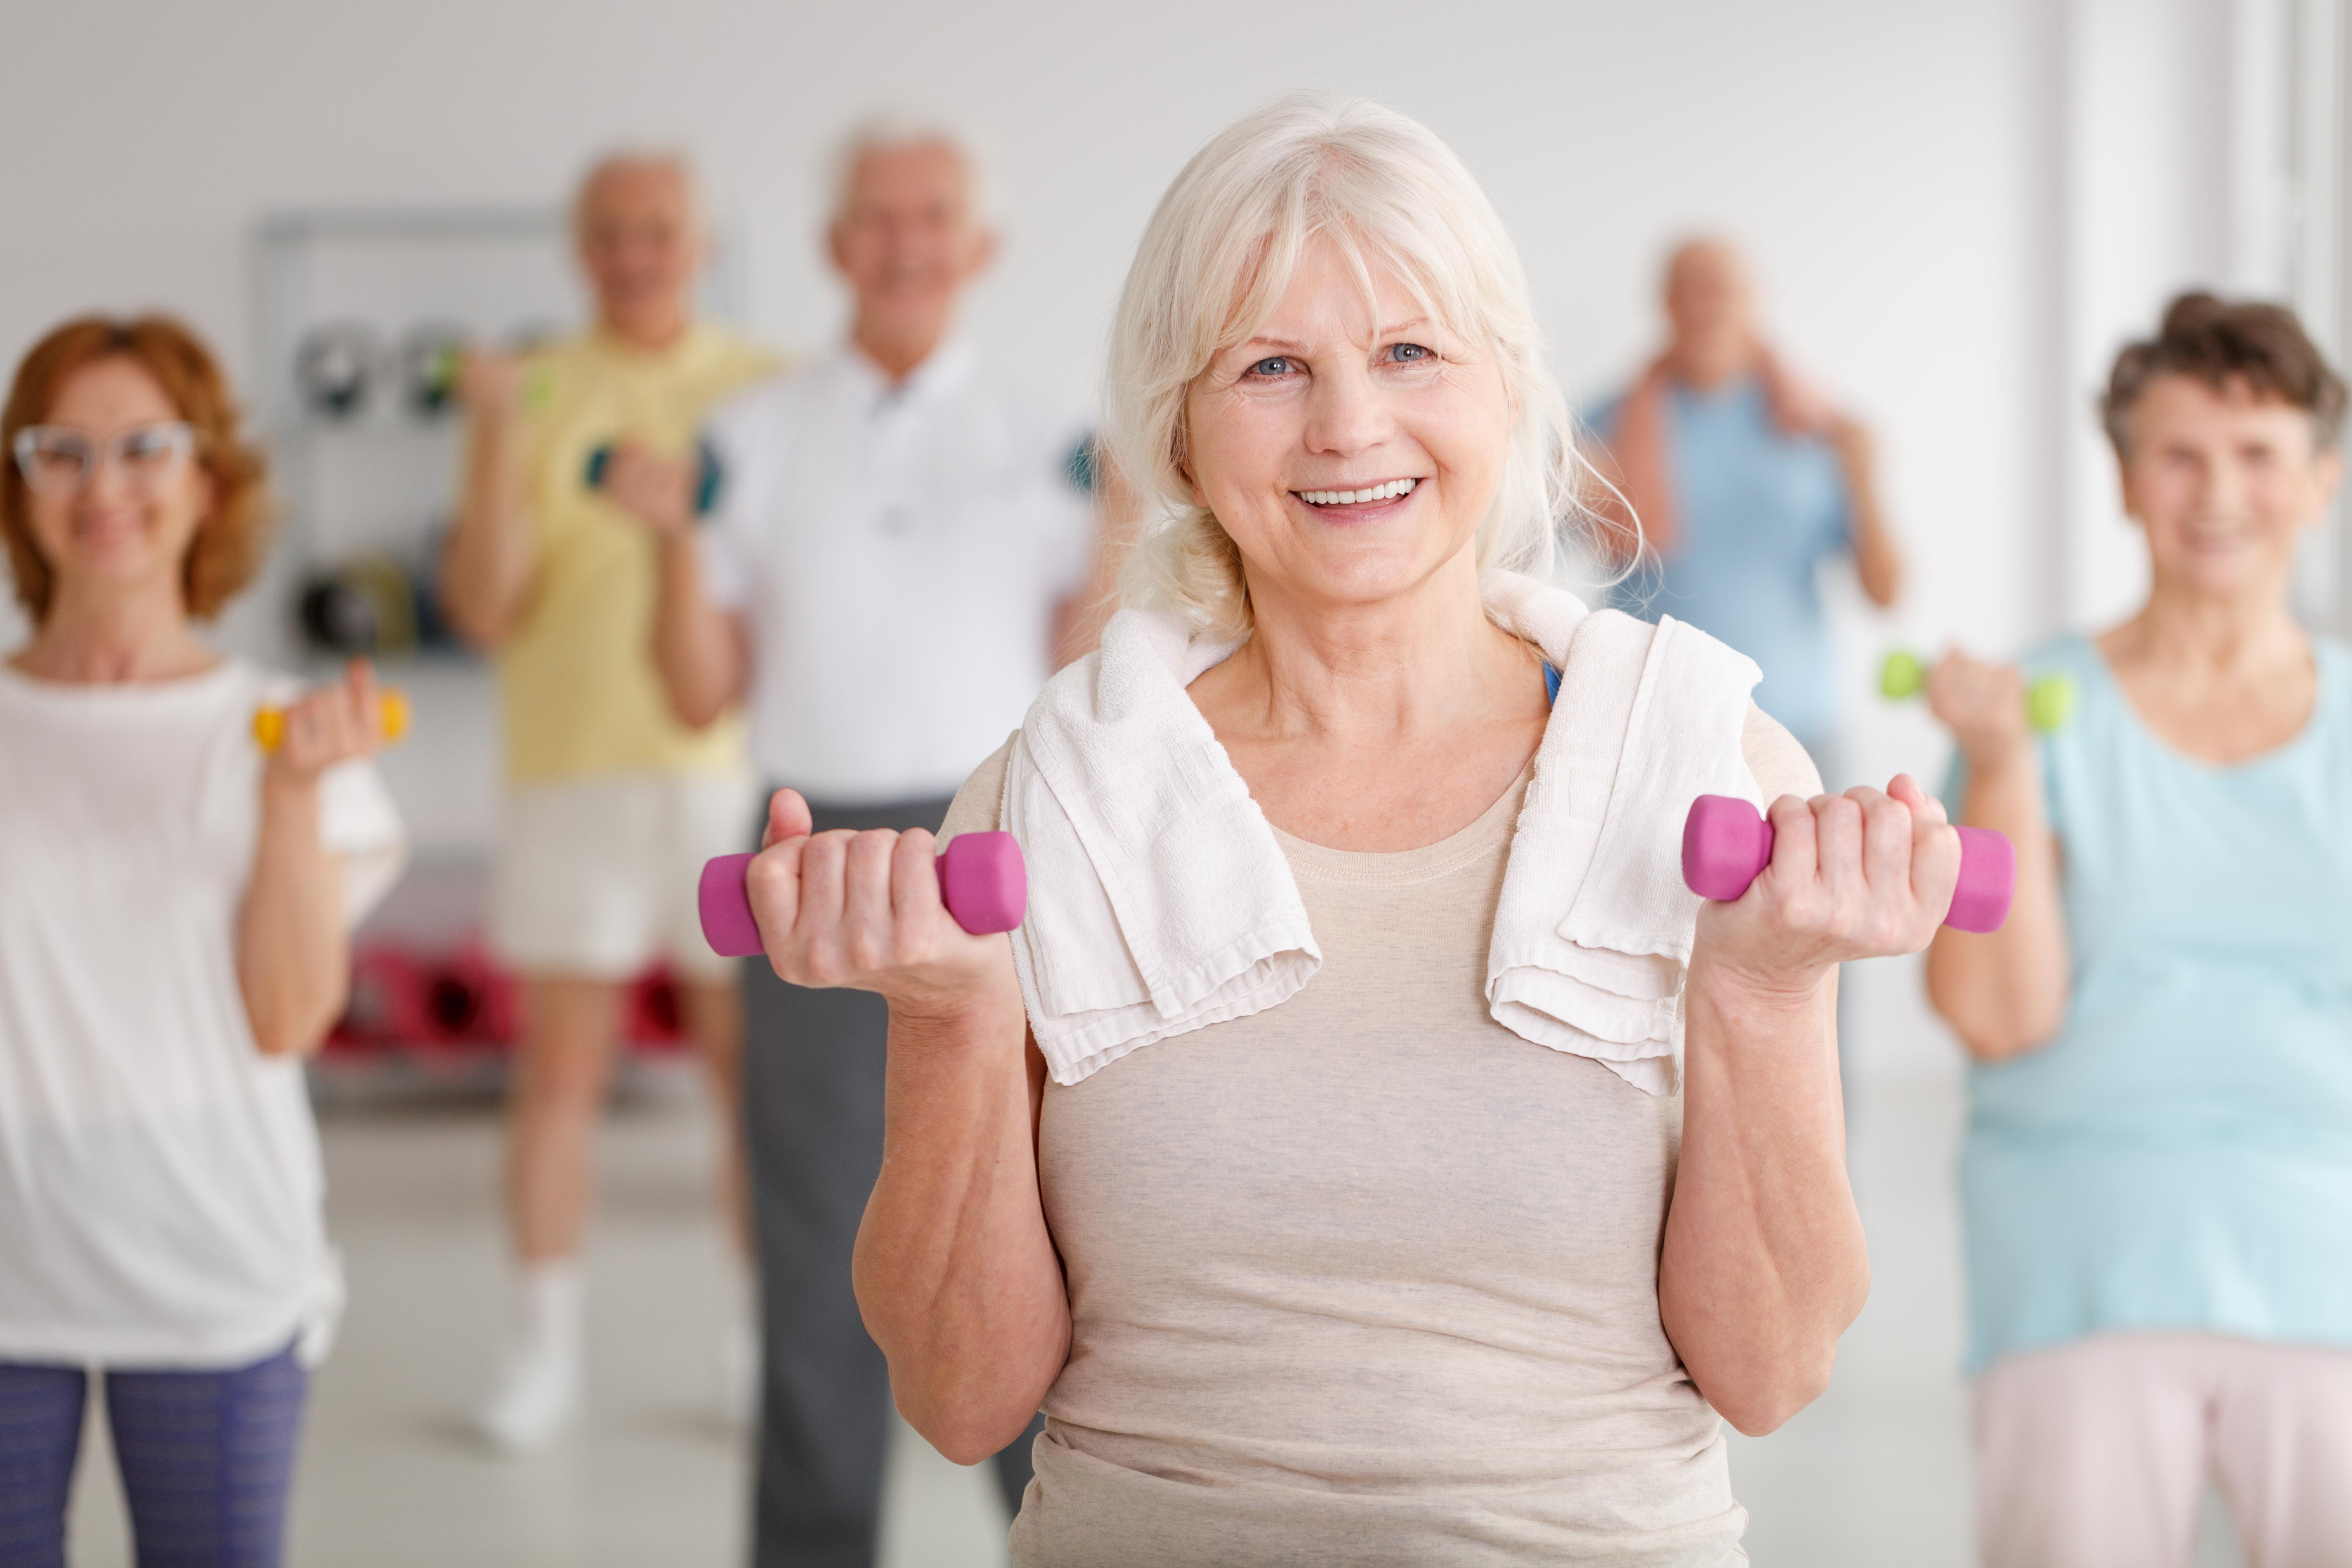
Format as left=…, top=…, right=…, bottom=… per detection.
left=1250, top=356, right=1293, bottom=377
left=1388, top=343, right=1432, bottom=363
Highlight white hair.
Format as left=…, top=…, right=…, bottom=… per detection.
left=571, top=147, right=703, bottom=234
left=1107, top=94, right=1590, bottom=639
left=828, top=113, right=994, bottom=225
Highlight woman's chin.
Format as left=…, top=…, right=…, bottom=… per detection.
left=51, top=549, right=175, bottom=601
left=2159, top=543, right=2290, bottom=599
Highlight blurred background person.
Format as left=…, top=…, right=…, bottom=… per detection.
left=1587, top=236, right=1903, bottom=775
left=604, top=117, right=1100, bottom=1566
left=437, top=152, right=779, bottom=1452
left=0, top=316, right=403, bottom=1564
left=1926, top=294, right=2352, bottom=1568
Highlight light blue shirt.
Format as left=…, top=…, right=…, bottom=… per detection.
left=1591, top=376, right=1851, bottom=749
left=1951, top=634, right=2352, bottom=1372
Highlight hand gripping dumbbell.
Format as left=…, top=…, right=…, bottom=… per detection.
left=586, top=441, right=724, bottom=517
left=252, top=688, right=412, bottom=752
left=1880, top=650, right=2076, bottom=733
left=698, top=831, right=1028, bottom=958
left=1681, top=795, right=2015, bottom=934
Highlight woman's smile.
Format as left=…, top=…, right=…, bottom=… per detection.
left=1289, top=475, right=1422, bottom=517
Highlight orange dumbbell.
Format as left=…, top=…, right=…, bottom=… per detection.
left=252, top=688, right=411, bottom=752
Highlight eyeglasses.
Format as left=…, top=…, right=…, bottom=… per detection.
left=11, top=421, right=197, bottom=497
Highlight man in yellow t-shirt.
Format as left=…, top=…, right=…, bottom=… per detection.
left=437, top=151, right=777, bottom=1452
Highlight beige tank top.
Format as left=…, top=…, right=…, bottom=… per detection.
left=942, top=711, right=1812, bottom=1567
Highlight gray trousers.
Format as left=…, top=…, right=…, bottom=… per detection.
left=742, top=794, right=1047, bottom=1568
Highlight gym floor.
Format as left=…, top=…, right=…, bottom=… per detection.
left=62, top=1061, right=2243, bottom=1567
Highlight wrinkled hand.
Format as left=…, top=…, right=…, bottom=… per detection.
left=599, top=440, right=695, bottom=537
left=1695, top=776, right=1963, bottom=990
left=457, top=347, right=524, bottom=418
left=265, top=660, right=382, bottom=788
left=744, top=790, right=1014, bottom=1019
left=1925, top=649, right=2033, bottom=775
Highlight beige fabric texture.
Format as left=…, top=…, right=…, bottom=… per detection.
left=939, top=701, right=1816, bottom=1566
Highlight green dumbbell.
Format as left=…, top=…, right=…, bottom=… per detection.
left=1881, top=650, right=2076, bottom=732
left=586, top=441, right=724, bottom=516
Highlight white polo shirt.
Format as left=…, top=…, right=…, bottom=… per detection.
left=701, top=341, right=1095, bottom=805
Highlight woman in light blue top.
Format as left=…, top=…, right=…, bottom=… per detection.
left=1926, top=293, right=2352, bottom=1568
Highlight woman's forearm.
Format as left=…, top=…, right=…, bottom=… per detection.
left=1660, top=958, right=1868, bottom=1437
left=236, top=777, right=349, bottom=1057
left=1840, top=442, right=1903, bottom=608
left=440, top=412, right=532, bottom=648
left=1599, top=377, right=1676, bottom=562
left=1926, top=755, right=2068, bottom=1060
left=853, top=991, right=1070, bottom=1464
left=650, top=532, right=748, bottom=727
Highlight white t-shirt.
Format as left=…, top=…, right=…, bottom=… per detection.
left=0, top=658, right=405, bottom=1368
left=700, top=340, right=1095, bottom=804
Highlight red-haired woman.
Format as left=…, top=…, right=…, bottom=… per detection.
left=0, top=316, right=404, bottom=1566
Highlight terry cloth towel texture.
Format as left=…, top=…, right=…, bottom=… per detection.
left=1001, top=571, right=1760, bottom=1094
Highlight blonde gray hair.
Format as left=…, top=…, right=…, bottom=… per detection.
left=828, top=113, right=993, bottom=225
left=1107, top=94, right=1586, bottom=639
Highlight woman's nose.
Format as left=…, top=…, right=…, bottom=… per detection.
left=1301, top=361, right=1385, bottom=455
left=81, top=452, right=135, bottom=507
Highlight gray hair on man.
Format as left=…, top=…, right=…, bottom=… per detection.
left=828, top=113, right=995, bottom=225
left=1106, top=94, right=1588, bottom=640
left=570, top=147, right=705, bottom=234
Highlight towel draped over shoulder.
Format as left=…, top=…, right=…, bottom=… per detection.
left=1002, top=572, right=1762, bottom=1095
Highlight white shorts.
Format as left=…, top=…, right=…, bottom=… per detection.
left=490, top=771, right=756, bottom=983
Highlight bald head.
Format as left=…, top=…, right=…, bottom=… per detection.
left=573, top=151, right=706, bottom=347
left=1660, top=237, right=1760, bottom=388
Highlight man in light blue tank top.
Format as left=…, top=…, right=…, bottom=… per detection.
left=1586, top=239, right=1903, bottom=768
left=1925, top=293, right=2352, bottom=1566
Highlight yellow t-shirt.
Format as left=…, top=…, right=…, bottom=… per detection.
left=494, top=325, right=780, bottom=784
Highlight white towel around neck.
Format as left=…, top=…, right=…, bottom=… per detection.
left=1002, top=571, right=1761, bottom=1094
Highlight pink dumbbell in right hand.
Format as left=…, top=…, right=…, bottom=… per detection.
left=698, top=831, right=1028, bottom=959
left=1680, top=795, right=2014, bottom=934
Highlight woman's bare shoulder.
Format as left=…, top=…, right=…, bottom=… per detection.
left=939, top=737, right=1017, bottom=842
left=1742, top=704, right=1823, bottom=804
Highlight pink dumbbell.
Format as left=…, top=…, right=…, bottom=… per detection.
left=1680, top=795, right=2014, bottom=934
left=698, top=831, right=1028, bottom=958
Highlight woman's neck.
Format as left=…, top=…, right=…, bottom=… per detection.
left=12, top=584, right=215, bottom=684
left=1203, top=554, right=1534, bottom=743
left=2106, top=576, right=2307, bottom=679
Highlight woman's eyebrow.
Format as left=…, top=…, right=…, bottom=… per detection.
left=1232, top=318, right=1438, bottom=356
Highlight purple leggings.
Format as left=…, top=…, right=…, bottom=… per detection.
left=0, top=1344, right=305, bottom=1568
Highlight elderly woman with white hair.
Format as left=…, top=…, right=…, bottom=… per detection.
left=741, top=98, right=1961, bottom=1565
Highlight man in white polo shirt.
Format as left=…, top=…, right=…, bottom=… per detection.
left=616, top=120, right=1097, bottom=1566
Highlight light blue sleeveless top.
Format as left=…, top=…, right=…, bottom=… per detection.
left=1952, top=634, right=2352, bottom=1372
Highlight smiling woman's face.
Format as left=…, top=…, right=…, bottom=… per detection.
left=2119, top=372, right=2343, bottom=604
left=1182, top=237, right=1512, bottom=618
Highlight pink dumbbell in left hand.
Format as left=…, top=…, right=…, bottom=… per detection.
left=1680, top=795, right=2014, bottom=934
left=698, top=831, right=1028, bottom=958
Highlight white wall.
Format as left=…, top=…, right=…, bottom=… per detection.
left=1, top=0, right=2076, bottom=1076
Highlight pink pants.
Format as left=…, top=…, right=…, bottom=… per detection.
left=1974, top=1332, right=2352, bottom=1568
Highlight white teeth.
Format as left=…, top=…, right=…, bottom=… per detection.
left=1299, top=478, right=1418, bottom=506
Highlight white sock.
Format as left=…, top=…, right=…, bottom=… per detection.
left=515, top=1260, right=584, bottom=1350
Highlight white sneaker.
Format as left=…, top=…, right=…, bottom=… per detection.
left=475, top=1262, right=585, bottom=1453
left=715, top=1319, right=759, bottom=1432
left=476, top=1327, right=582, bottom=1452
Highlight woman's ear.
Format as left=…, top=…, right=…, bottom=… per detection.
left=2312, top=445, right=2345, bottom=520
left=189, top=464, right=220, bottom=535
left=1171, top=423, right=1204, bottom=510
